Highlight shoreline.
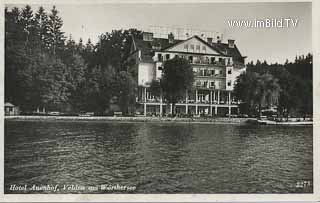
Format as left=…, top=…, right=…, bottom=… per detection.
left=4, top=115, right=313, bottom=126
left=5, top=115, right=248, bottom=124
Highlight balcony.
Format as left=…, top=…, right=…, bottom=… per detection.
left=194, top=71, right=226, bottom=78
left=195, top=82, right=217, bottom=90
left=190, top=59, right=228, bottom=66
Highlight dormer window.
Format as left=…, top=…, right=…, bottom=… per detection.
left=166, top=54, right=170, bottom=60
left=190, top=45, right=194, bottom=50
left=184, top=44, right=188, bottom=50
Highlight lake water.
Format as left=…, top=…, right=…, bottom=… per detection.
left=4, top=120, right=313, bottom=193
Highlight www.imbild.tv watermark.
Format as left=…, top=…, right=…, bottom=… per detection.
left=228, top=18, right=298, bottom=28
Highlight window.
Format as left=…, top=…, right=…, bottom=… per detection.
left=210, top=70, right=215, bottom=75
left=228, top=69, right=232, bottom=74
left=204, top=69, right=208, bottom=76
left=166, top=54, right=170, bottom=60
left=196, top=45, right=200, bottom=50
left=210, top=81, right=215, bottom=87
left=202, top=46, right=206, bottom=51
left=190, top=44, right=194, bottom=50
left=211, top=57, right=215, bottom=64
left=220, top=70, right=223, bottom=75
left=200, top=69, right=204, bottom=76
left=184, top=44, right=188, bottom=49
left=205, top=57, right=210, bottom=63
left=188, top=56, right=193, bottom=63
left=158, top=66, right=163, bottom=70
left=157, top=53, right=162, bottom=62
left=219, top=58, right=222, bottom=62
left=227, top=80, right=232, bottom=86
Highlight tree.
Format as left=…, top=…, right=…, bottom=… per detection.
left=148, top=79, right=162, bottom=98
left=256, top=73, right=280, bottom=116
left=113, top=71, right=137, bottom=115
left=96, top=29, right=142, bottom=72
left=34, top=6, right=50, bottom=52
left=47, top=6, right=65, bottom=56
left=161, top=57, right=194, bottom=115
left=234, top=72, right=280, bottom=117
left=234, top=72, right=259, bottom=115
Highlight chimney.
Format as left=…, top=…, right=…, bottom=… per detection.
left=142, top=32, right=153, bottom=41
left=228, top=39, right=235, bottom=48
left=217, top=36, right=221, bottom=44
left=207, top=37, right=213, bottom=44
left=168, top=32, right=174, bottom=44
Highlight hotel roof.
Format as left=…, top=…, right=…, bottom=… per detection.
left=132, top=35, right=245, bottom=64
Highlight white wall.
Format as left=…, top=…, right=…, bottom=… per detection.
left=138, top=62, right=156, bottom=86
left=226, top=66, right=246, bottom=91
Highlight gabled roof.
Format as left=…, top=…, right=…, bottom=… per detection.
left=131, top=35, right=245, bottom=63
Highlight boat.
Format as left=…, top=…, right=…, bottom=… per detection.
left=246, top=118, right=313, bottom=126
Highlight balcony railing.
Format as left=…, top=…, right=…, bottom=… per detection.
left=195, top=83, right=219, bottom=89
left=155, top=54, right=233, bottom=67
left=190, top=60, right=229, bottom=66
left=194, top=72, right=226, bottom=78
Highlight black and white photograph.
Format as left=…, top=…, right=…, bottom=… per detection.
left=1, top=0, right=319, bottom=201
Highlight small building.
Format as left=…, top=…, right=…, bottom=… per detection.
left=5, top=102, right=19, bottom=116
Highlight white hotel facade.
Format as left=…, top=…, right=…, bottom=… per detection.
left=128, top=32, right=246, bottom=116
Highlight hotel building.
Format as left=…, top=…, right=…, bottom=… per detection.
left=128, top=32, right=246, bottom=116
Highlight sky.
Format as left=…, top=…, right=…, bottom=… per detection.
left=7, top=2, right=312, bottom=64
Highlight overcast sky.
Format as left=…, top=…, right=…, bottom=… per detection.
left=7, top=2, right=312, bottom=64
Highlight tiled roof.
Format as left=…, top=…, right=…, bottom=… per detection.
left=133, top=35, right=244, bottom=63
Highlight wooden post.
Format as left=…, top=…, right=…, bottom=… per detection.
left=195, top=89, right=198, bottom=115
left=210, top=90, right=213, bottom=116
left=185, top=90, right=188, bottom=114
left=160, top=92, right=163, bottom=117
left=144, top=87, right=147, bottom=116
